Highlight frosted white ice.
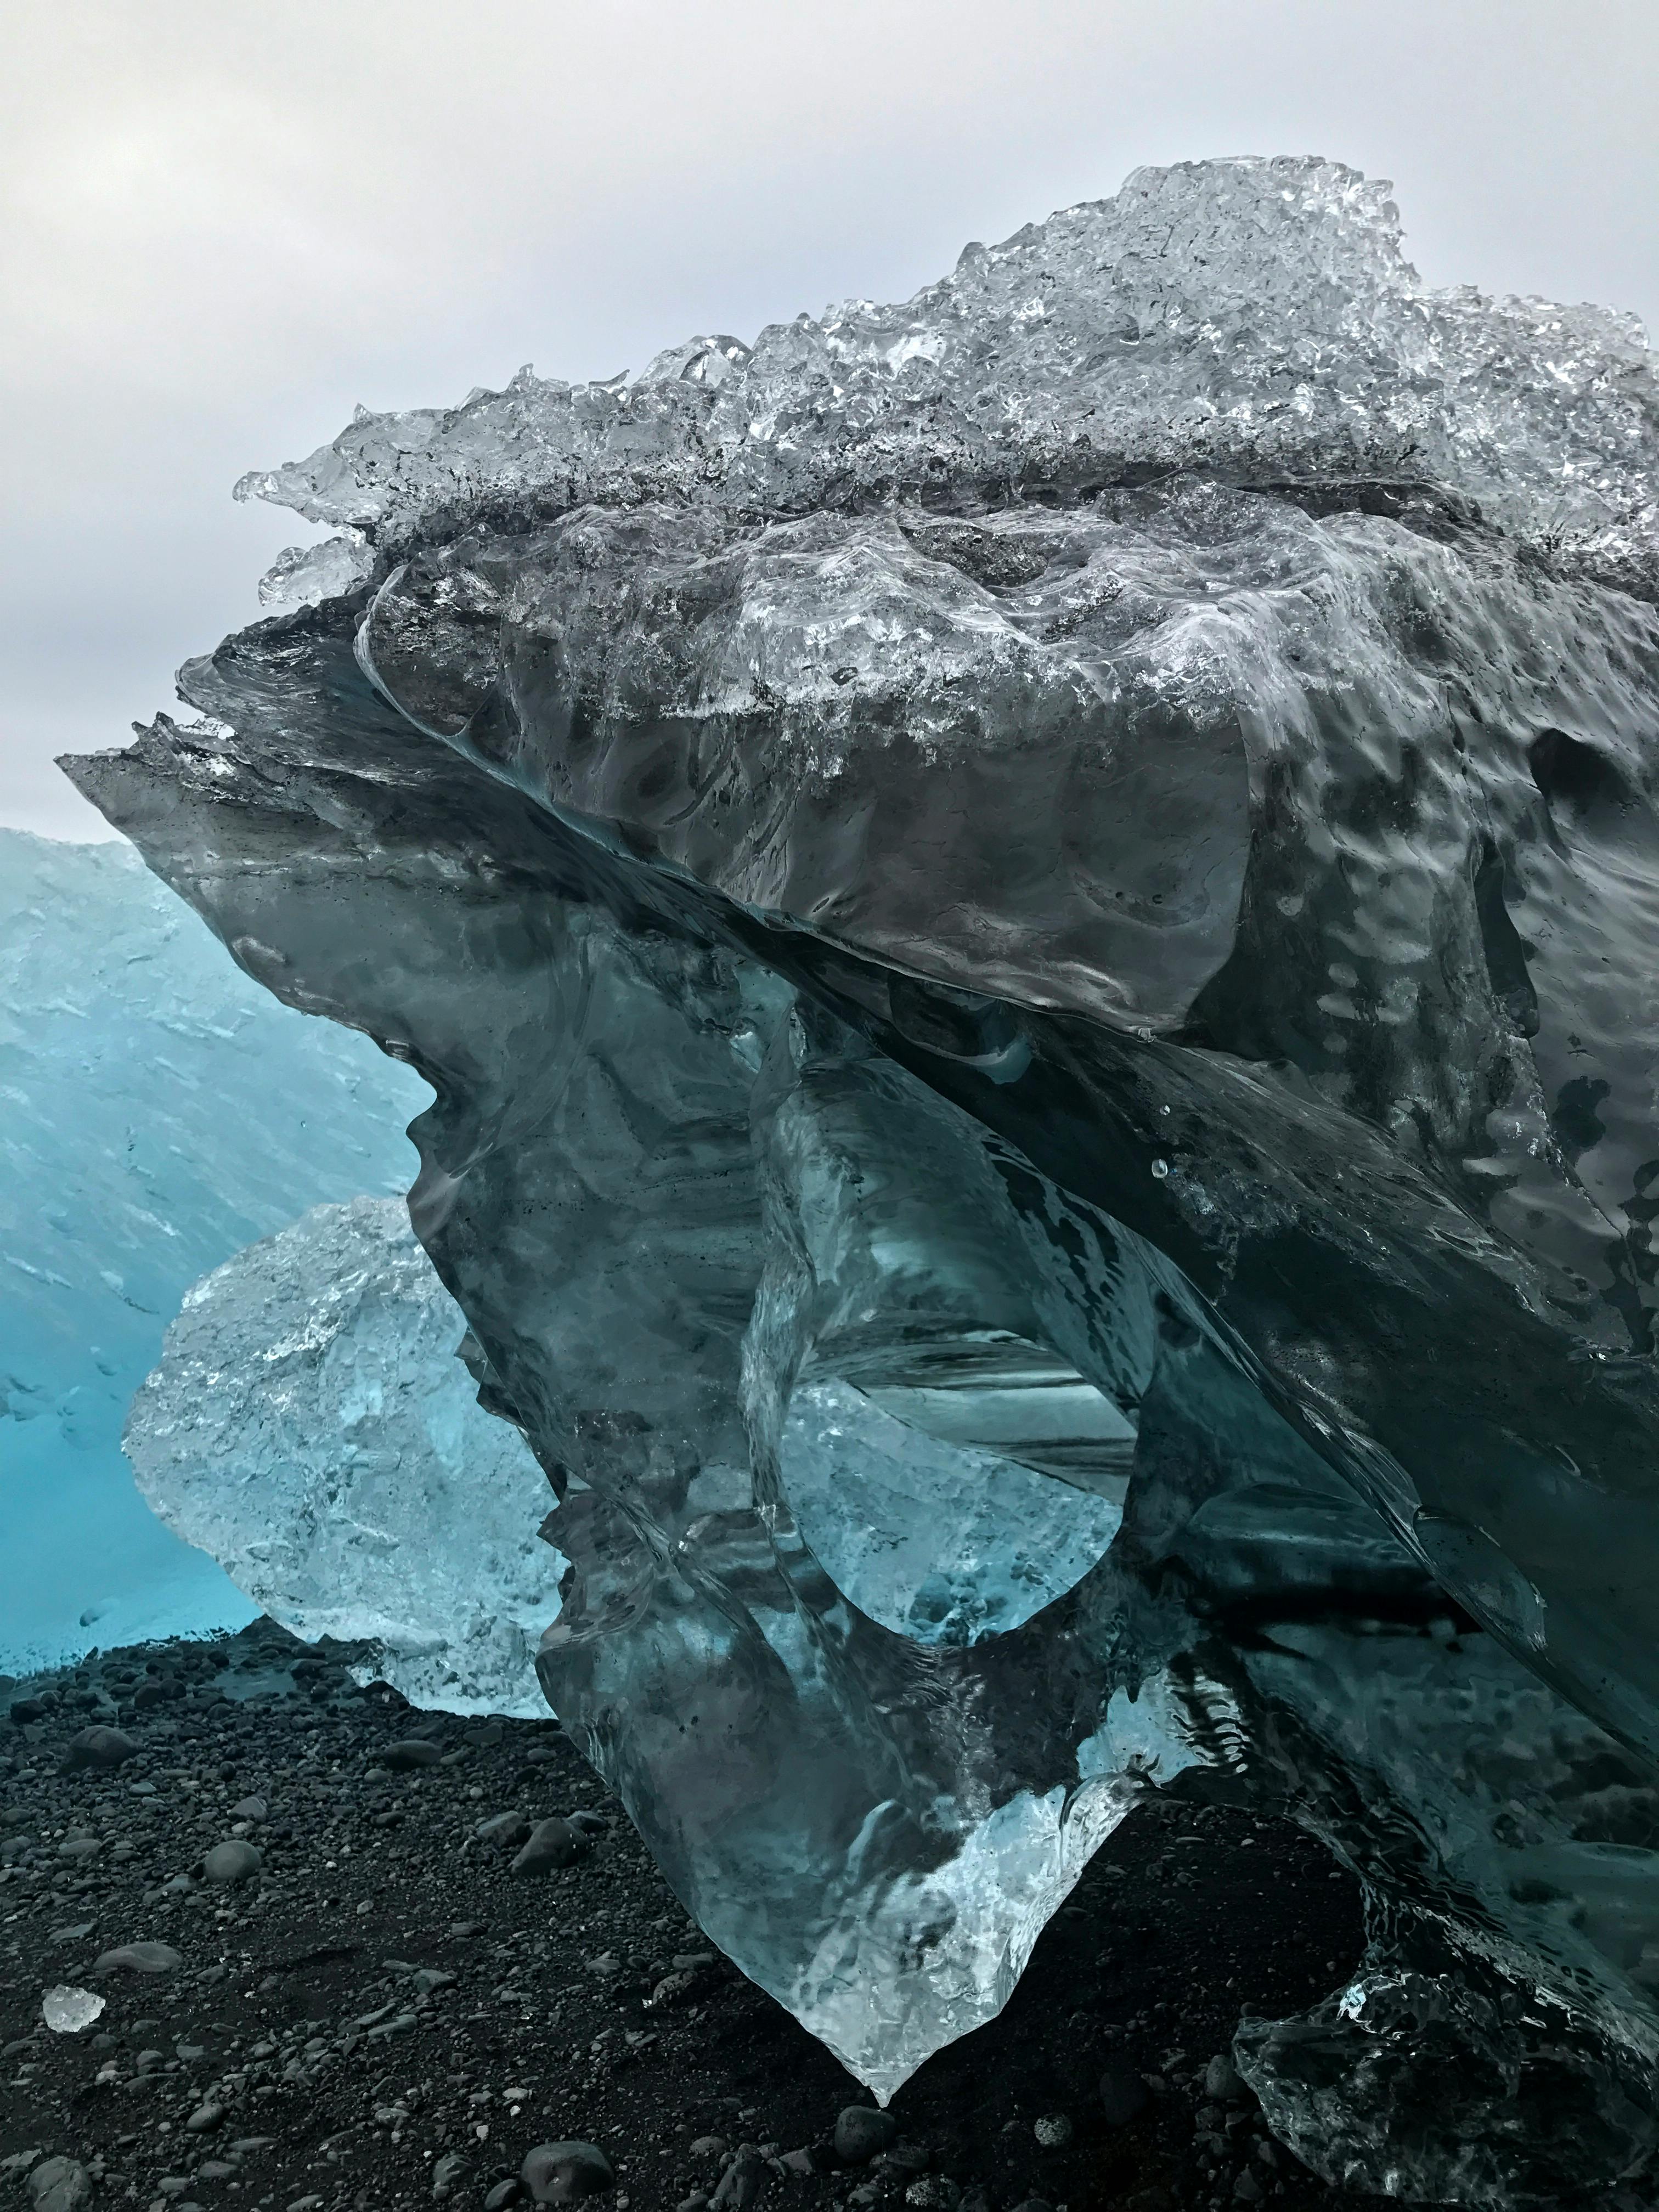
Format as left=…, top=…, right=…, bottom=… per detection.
left=41, top=1987, right=104, bottom=2034
left=238, top=157, right=1658, bottom=590
left=125, top=1198, right=563, bottom=1716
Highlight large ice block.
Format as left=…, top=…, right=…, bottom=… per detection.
left=63, top=158, right=1659, bottom=2200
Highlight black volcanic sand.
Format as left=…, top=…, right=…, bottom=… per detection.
left=1, top=1618, right=1385, bottom=2212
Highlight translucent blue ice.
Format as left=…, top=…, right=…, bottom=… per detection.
left=0, top=831, right=427, bottom=1668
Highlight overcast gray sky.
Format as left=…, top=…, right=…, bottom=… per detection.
left=5, top=0, right=1657, bottom=839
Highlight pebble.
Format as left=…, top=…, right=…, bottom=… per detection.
left=709, top=2146, right=763, bottom=2210
left=63, top=1725, right=137, bottom=1770
left=1098, top=2061, right=1150, bottom=2128
left=566, top=1810, right=608, bottom=1837
left=834, top=2107, right=898, bottom=2165
left=1205, top=2050, right=1251, bottom=2103
left=1032, top=2114, right=1073, bottom=2148
left=92, top=1943, right=183, bottom=1976
left=377, top=1739, right=444, bottom=1771
left=511, top=1816, right=583, bottom=1875
left=9, top=1695, right=47, bottom=1725
left=202, top=1838, right=263, bottom=1885
left=521, top=2140, right=617, bottom=2203
left=56, top=1836, right=101, bottom=1864
left=27, top=2157, right=91, bottom=2212
left=432, top=2151, right=471, bottom=2199
left=185, top=2101, right=225, bottom=2132
left=476, top=1810, right=533, bottom=1850
left=904, top=2183, right=959, bottom=2210
left=484, top=2182, right=523, bottom=2210
left=687, top=2138, right=727, bottom=2160
left=229, top=1795, right=268, bottom=1821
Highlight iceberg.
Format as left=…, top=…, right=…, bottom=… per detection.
left=0, top=830, right=428, bottom=1669
left=65, top=157, right=1659, bottom=2200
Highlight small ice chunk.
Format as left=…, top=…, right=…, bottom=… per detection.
left=41, top=1985, right=105, bottom=2034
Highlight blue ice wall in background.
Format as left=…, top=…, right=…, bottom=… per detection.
left=0, top=829, right=429, bottom=1669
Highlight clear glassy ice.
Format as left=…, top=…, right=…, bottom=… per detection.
left=65, top=158, right=1659, bottom=2203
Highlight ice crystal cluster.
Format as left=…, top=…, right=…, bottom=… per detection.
left=74, top=160, right=1659, bottom=2203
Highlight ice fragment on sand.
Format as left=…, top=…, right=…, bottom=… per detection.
left=40, top=1987, right=104, bottom=2034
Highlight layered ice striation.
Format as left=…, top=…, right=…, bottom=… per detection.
left=0, top=831, right=427, bottom=1667
left=63, top=159, right=1659, bottom=2200
left=126, top=1198, right=563, bottom=1713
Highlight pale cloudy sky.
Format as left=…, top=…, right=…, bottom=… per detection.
left=4, top=0, right=1657, bottom=838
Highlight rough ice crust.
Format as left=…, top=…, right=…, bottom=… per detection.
left=246, top=157, right=1658, bottom=596
left=126, top=1199, right=563, bottom=1714
left=63, top=159, right=1659, bottom=2201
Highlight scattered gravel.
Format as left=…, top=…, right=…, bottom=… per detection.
left=2, top=1616, right=1385, bottom=2212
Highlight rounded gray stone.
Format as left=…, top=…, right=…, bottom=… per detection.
left=28, top=2157, right=92, bottom=2212
left=93, top=1941, right=183, bottom=1976
left=476, top=1809, right=533, bottom=1850
left=378, top=1738, right=444, bottom=1770
left=510, top=1815, right=583, bottom=1876
left=1205, top=2050, right=1250, bottom=2103
left=833, top=2106, right=898, bottom=2164
left=521, top=2140, right=616, bottom=2204
left=202, top=1838, right=263, bottom=1885
left=63, top=1725, right=137, bottom=1770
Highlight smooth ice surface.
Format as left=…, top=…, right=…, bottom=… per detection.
left=0, top=832, right=428, bottom=1669
left=126, top=1198, right=563, bottom=1714
left=64, top=159, right=1659, bottom=2198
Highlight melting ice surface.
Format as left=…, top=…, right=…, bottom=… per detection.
left=0, top=832, right=427, bottom=1669
left=67, top=159, right=1659, bottom=2200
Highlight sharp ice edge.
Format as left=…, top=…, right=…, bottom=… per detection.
left=125, top=1198, right=565, bottom=1717
left=61, top=157, right=1659, bottom=2201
